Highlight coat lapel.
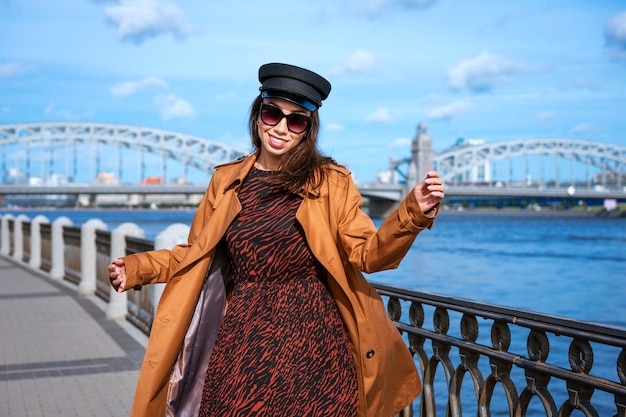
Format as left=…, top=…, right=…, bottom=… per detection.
left=171, top=156, right=255, bottom=279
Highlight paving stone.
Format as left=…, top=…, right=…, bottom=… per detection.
left=0, top=256, right=147, bottom=417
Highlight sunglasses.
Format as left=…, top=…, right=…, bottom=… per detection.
left=259, top=103, right=312, bottom=134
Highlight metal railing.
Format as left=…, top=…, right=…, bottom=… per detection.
left=40, top=223, right=52, bottom=272
left=21, top=221, right=31, bottom=264
left=95, top=229, right=112, bottom=302
left=8, top=218, right=14, bottom=257
left=2, top=214, right=625, bottom=416
left=123, top=236, right=156, bottom=335
left=2, top=217, right=15, bottom=256
left=372, top=283, right=626, bottom=416
left=62, top=226, right=81, bottom=285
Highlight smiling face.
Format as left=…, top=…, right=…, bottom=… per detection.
left=254, top=98, right=311, bottom=171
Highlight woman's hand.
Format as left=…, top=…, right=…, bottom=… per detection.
left=414, top=171, right=445, bottom=214
left=108, top=258, right=127, bottom=293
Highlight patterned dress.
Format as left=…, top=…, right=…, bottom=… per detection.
left=199, top=167, right=359, bottom=417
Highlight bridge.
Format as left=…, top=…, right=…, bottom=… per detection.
left=1, top=122, right=625, bottom=216
left=359, top=124, right=626, bottom=215
left=0, top=122, right=248, bottom=185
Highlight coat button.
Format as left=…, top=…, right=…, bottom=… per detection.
left=366, top=350, right=375, bottom=358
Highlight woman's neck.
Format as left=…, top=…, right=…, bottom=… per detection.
left=254, top=155, right=280, bottom=171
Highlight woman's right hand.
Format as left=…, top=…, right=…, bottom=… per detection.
left=108, top=258, right=127, bottom=293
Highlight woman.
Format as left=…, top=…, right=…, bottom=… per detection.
left=108, top=62, right=445, bottom=417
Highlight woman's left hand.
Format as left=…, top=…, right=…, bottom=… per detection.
left=414, top=171, right=445, bottom=214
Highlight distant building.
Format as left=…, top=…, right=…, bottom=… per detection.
left=48, top=173, right=69, bottom=185
left=171, top=177, right=190, bottom=185
left=3, top=169, right=71, bottom=186
left=96, top=172, right=119, bottom=185
left=593, top=170, right=626, bottom=185
left=3, top=168, right=27, bottom=184
left=408, top=123, right=433, bottom=188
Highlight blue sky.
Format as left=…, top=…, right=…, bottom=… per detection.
left=1, top=0, right=625, bottom=183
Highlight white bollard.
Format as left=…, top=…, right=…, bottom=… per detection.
left=28, top=215, right=50, bottom=270
left=0, top=214, right=15, bottom=256
left=50, top=217, right=74, bottom=280
left=12, top=214, right=30, bottom=262
left=78, top=219, right=108, bottom=295
left=107, top=222, right=145, bottom=320
left=152, top=223, right=190, bottom=308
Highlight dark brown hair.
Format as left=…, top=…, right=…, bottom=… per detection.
left=248, top=95, right=337, bottom=194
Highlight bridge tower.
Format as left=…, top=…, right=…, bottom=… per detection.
left=369, top=122, right=435, bottom=218
left=407, top=122, right=433, bottom=190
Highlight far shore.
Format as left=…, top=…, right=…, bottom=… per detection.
left=439, top=207, right=625, bottom=218
left=2, top=204, right=625, bottom=219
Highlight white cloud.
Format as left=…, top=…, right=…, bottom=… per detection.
left=332, top=49, right=377, bottom=75
left=0, top=62, right=35, bottom=78
left=103, top=0, right=193, bottom=44
left=321, top=0, right=434, bottom=18
left=605, top=11, right=626, bottom=60
left=426, top=100, right=470, bottom=121
left=44, top=103, right=55, bottom=116
left=570, top=123, right=599, bottom=135
left=325, top=122, right=345, bottom=132
left=154, top=94, right=195, bottom=120
left=365, top=107, right=391, bottom=123
left=569, top=77, right=599, bottom=92
left=360, top=0, right=434, bottom=16
left=535, top=111, right=557, bottom=123
left=43, top=102, right=80, bottom=121
left=346, top=49, right=377, bottom=74
left=110, top=76, right=168, bottom=98
left=447, top=52, right=529, bottom=93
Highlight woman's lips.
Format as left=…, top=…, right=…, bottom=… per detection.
left=268, top=134, right=288, bottom=148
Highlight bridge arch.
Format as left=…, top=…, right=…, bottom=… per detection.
left=433, top=138, right=626, bottom=189
left=0, top=122, right=249, bottom=184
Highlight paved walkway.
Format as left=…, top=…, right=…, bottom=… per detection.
left=0, top=256, right=148, bottom=417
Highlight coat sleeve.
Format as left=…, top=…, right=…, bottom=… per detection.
left=122, top=174, right=220, bottom=289
left=335, top=172, right=437, bottom=274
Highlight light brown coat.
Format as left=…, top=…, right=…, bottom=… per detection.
left=121, top=155, right=436, bottom=417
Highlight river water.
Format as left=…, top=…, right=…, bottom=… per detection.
left=6, top=207, right=624, bottom=324
left=3, top=207, right=625, bottom=414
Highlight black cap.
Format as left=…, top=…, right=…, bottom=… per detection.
left=259, top=63, right=331, bottom=111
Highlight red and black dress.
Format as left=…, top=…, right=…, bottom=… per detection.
left=199, top=167, right=359, bottom=417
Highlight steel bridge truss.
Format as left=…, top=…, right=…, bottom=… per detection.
left=434, top=138, right=626, bottom=189
left=2, top=123, right=625, bottom=192
left=0, top=122, right=249, bottom=183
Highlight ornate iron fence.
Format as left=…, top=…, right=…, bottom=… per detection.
left=372, top=282, right=626, bottom=417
